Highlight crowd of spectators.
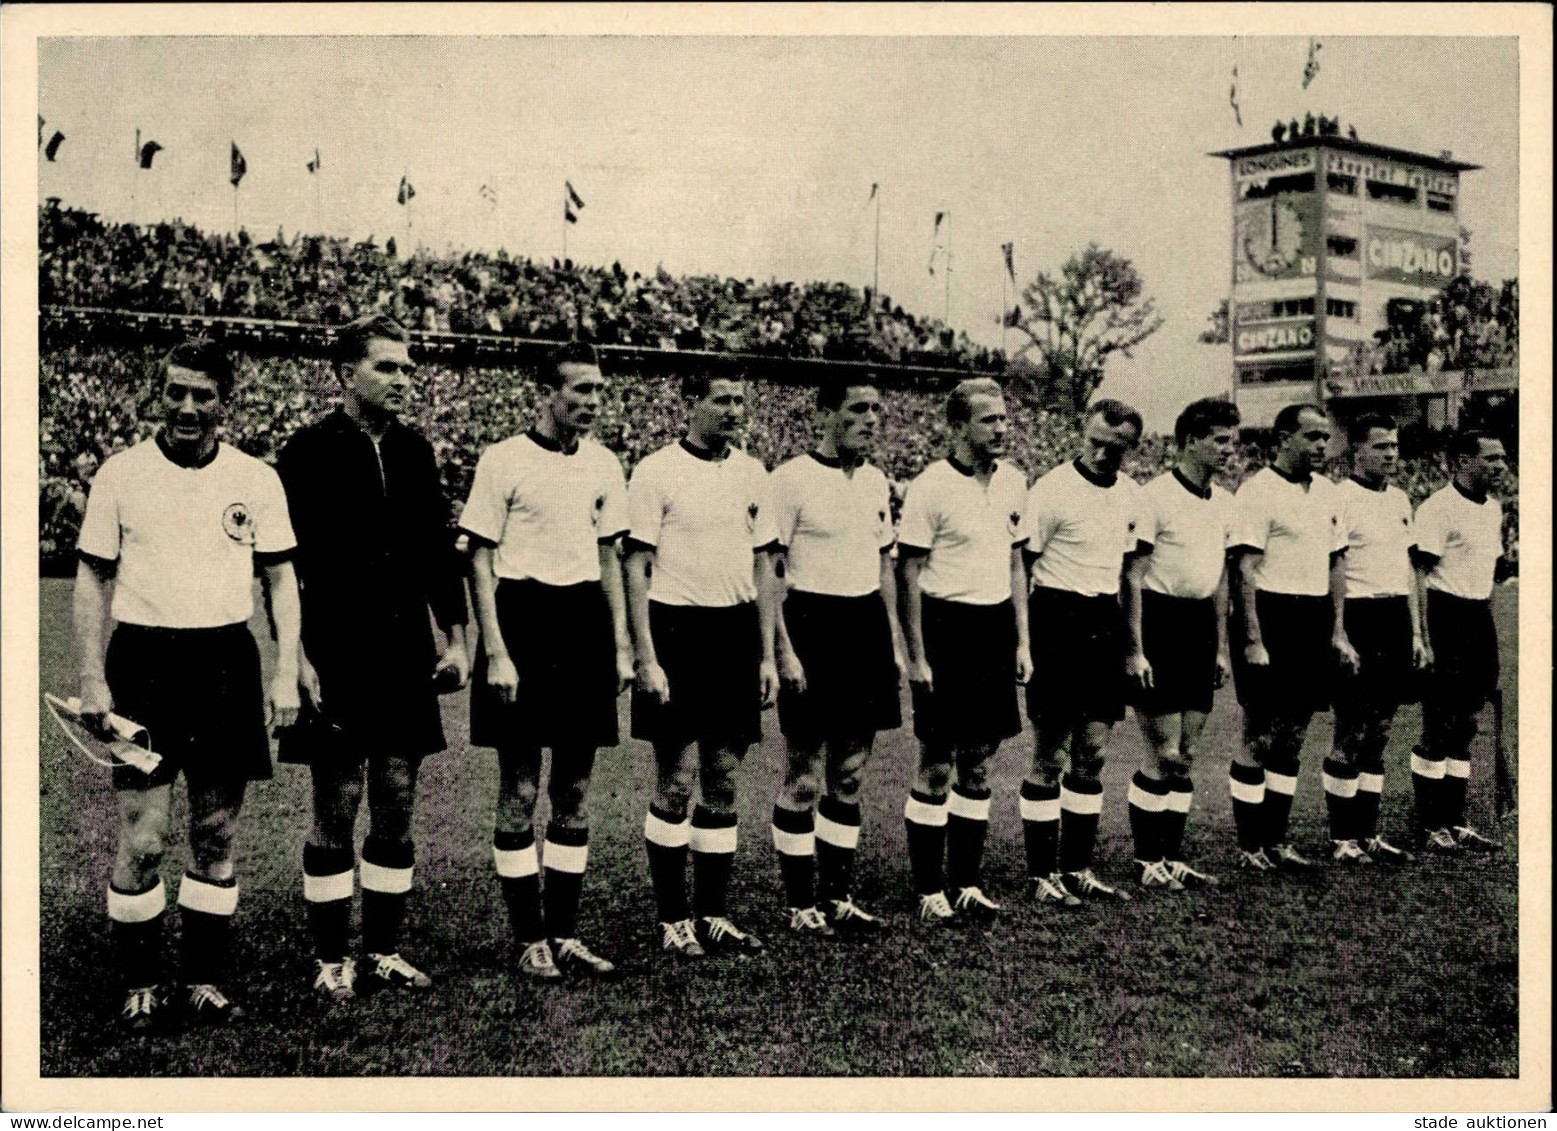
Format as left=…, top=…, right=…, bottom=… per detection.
left=40, top=204, right=1003, bottom=370
left=1367, top=276, right=1519, bottom=378
left=39, top=344, right=1517, bottom=575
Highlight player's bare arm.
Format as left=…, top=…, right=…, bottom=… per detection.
left=771, top=548, right=806, bottom=693
left=1122, top=549, right=1153, bottom=689
left=624, top=545, right=668, bottom=702
left=1329, top=549, right=1361, bottom=675
left=1213, top=564, right=1232, bottom=688
left=1234, top=549, right=1268, bottom=666
left=262, top=558, right=303, bottom=730
left=899, top=552, right=932, bottom=688
left=1011, top=545, right=1033, bottom=685
left=598, top=540, right=636, bottom=693
left=469, top=541, right=519, bottom=704
left=879, top=550, right=907, bottom=678
left=755, top=548, right=781, bottom=708
left=72, top=555, right=116, bottom=736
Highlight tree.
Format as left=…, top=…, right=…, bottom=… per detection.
left=1200, top=298, right=1230, bottom=344
left=1008, top=243, right=1165, bottom=416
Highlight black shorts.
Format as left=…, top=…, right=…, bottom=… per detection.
left=1333, top=596, right=1417, bottom=717
left=1425, top=591, right=1499, bottom=715
left=1133, top=590, right=1220, bottom=718
left=1231, top=591, right=1334, bottom=714
left=777, top=589, right=902, bottom=746
left=104, top=622, right=271, bottom=791
left=1026, top=587, right=1129, bottom=727
left=911, top=596, right=1021, bottom=747
left=631, top=601, right=762, bottom=750
left=471, top=579, right=620, bottom=750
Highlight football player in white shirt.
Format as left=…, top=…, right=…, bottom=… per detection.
left=769, top=379, right=904, bottom=938
left=626, top=376, right=781, bottom=958
left=74, top=341, right=301, bottom=1030
left=461, top=343, right=634, bottom=981
left=1324, top=413, right=1426, bottom=865
left=1124, top=398, right=1240, bottom=893
left=1227, top=404, right=1358, bottom=873
left=1020, top=399, right=1149, bottom=905
left=897, top=378, right=1032, bottom=925
left=1410, top=429, right=1512, bottom=854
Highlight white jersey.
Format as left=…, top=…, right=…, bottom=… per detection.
left=1229, top=467, right=1346, bottom=597
left=459, top=430, right=627, bottom=586
left=1139, top=470, right=1234, bottom=601
left=77, top=436, right=296, bottom=628
left=627, top=440, right=778, bottom=607
left=1021, top=459, right=1150, bottom=598
left=1413, top=482, right=1503, bottom=601
left=771, top=452, right=894, bottom=598
left=1337, top=477, right=1415, bottom=598
left=897, top=458, right=1028, bottom=606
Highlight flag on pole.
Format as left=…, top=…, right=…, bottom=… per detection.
left=45, top=130, right=66, bottom=162
left=1001, top=241, right=1016, bottom=283
left=566, top=180, right=586, bottom=210
left=868, top=182, right=878, bottom=201
left=1302, top=39, right=1321, bottom=88
left=1229, top=65, right=1243, bottom=126
left=397, top=175, right=415, bottom=205
left=38, top=115, right=45, bottom=147
left=306, top=148, right=320, bottom=174
left=565, top=203, right=579, bottom=224
left=928, top=211, right=946, bottom=276
left=230, top=142, right=247, bottom=188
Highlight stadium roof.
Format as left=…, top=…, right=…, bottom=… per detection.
left=1208, top=134, right=1481, bottom=174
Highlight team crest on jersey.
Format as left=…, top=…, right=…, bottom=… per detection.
left=1008, top=510, right=1021, bottom=535
left=590, top=492, right=606, bottom=528
left=222, top=502, right=255, bottom=545
left=746, top=501, right=760, bottom=533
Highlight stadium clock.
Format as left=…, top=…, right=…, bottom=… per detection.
left=1236, top=197, right=1307, bottom=277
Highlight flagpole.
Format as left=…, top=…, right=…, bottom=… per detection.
left=562, top=184, right=568, bottom=263
left=944, top=211, right=952, bottom=328
left=872, top=186, right=880, bottom=312
left=1001, top=250, right=1008, bottom=359
left=315, top=170, right=323, bottom=236
left=233, top=183, right=239, bottom=236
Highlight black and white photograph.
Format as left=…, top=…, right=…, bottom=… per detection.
left=2, top=2, right=1549, bottom=1114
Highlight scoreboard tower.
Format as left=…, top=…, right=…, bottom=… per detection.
left=1210, top=134, right=1480, bottom=428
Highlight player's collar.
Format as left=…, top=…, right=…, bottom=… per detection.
left=1271, top=463, right=1312, bottom=486
left=1452, top=479, right=1488, bottom=505
left=1173, top=468, right=1213, bottom=500
left=810, top=449, right=863, bottom=471
left=1072, top=457, right=1117, bottom=489
left=1349, top=474, right=1387, bottom=493
left=680, top=437, right=730, bottom=462
left=155, top=429, right=219, bottom=469
left=948, top=454, right=996, bottom=478
left=527, top=427, right=579, bottom=456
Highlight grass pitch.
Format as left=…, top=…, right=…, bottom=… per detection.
left=37, top=579, right=1519, bottom=1077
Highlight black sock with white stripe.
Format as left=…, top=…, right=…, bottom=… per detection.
left=771, top=804, right=816, bottom=908
left=108, top=879, right=166, bottom=989
left=1058, top=775, right=1103, bottom=874
left=542, top=822, right=589, bottom=940
left=1443, top=757, right=1471, bottom=828
left=903, top=790, right=948, bottom=895
left=690, top=805, right=739, bottom=919
left=1355, top=768, right=1383, bottom=841
left=1161, top=773, right=1194, bottom=861
left=494, top=827, right=543, bottom=945
left=643, top=805, right=691, bottom=923
left=1020, top=781, right=1060, bottom=879
left=815, top=796, right=862, bottom=903
left=1410, top=747, right=1445, bottom=837
left=1228, top=763, right=1266, bottom=852
left=302, top=842, right=354, bottom=962
left=1260, top=762, right=1299, bottom=849
left=177, top=873, right=238, bottom=985
left=361, top=835, right=413, bottom=956
left=1323, top=756, right=1359, bottom=842
left=1127, top=771, right=1168, bottom=864
left=946, top=785, right=992, bottom=891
